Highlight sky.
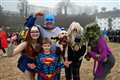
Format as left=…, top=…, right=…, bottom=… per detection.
left=0, top=0, right=120, bottom=12
left=27, top=0, right=120, bottom=6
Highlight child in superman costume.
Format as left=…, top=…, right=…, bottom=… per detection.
left=27, top=38, right=66, bottom=80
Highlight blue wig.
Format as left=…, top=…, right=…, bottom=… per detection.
left=24, top=15, right=36, bottom=28
left=44, top=14, right=55, bottom=23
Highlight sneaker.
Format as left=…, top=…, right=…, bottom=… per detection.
left=2, top=53, right=8, bottom=57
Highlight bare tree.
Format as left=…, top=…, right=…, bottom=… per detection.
left=64, top=0, right=70, bottom=15
left=18, top=0, right=28, bottom=17
left=113, top=7, right=120, bottom=12
left=0, top=5, right=5, bottom=25
left=101, top=7, right=106, bottom=13
left=57, top=0, right=80, bottom=15
left=56, top=2, right=64, bottom=14
left=0, top=5, right=2, bottom=14
left=57, top=0, right=71, bottom=15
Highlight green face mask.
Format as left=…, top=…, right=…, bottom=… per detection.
left=87, top=31, right=99, bottom=48
left=85, top=22, right=101, bottom=48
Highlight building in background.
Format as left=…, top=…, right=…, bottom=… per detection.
left=96, top=10, right=120, bottom=30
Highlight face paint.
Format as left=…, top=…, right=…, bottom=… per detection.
left=85, top=22, right=101, bottom=48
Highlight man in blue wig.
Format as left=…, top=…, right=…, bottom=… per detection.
left=40, top=14, right=61, bottom=38
left=36, top=14, right=62, bottom=53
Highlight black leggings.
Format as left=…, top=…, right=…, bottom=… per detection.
left=0, top=43, right=6, bottom=53
left=65, top=60, right=82, bottom=80
left=0, top=40, right=6, bottom=53
left=0, top=48, right=6, bottom=53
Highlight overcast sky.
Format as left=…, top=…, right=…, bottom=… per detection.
left=0, top=0, right=120, bottom=12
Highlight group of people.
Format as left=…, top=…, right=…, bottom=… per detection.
left=108, top=30, right=120, bottom=42
left=0, top=26, right=22, bottom=57
left=2, top=13, right=115, bottom=80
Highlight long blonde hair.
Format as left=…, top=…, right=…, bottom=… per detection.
left=67, top=21, right=83, bottom=35
left=67, top=21, right=84, bottom=46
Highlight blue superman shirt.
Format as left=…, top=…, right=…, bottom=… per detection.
left=33, top=53, right=63, bottom=80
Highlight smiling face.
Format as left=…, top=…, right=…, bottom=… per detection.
left=42, top=38, right=52, bottom=54
left=30, top=26, right=40, bottom=40
left=42, top=43, right=51, bottom=53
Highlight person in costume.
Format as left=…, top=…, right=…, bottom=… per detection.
left=11, top=26, right=43, bottom=80
left=27, top=38, right=65, bottom=80
left=0, top=25, right=8, bottom=56
left=85, top=22, right=115, bottom=80
left=64, top=21, right=86, bottom=80
left=40, top=14, right=61, bottom=38
left=38, top=14, right=62, bottom=53
left=55, top=30, right=69, bottom=58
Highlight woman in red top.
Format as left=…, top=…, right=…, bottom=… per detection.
left=11, top=26, right=43, bottom=80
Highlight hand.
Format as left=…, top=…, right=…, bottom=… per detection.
left=35, top=12, right=44, bottom=16
left=64, top=60, right=72, bottom=67
left=87, top=46, right=91, bottom=52
left=104, top=58, right=107, bottom=62
left=27, top=63, right=36, bottom=69
left=59, top=44, right=63, bottom=51
left=10, top=53, right=16, bottom=57
left=85, top=54, right=91, bottom=61
left=74, top=45, right=80, bottom=51
left=96, top=54, right=100, bottom=60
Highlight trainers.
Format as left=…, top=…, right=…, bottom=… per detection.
left=2, top=53, right=8, bottom=57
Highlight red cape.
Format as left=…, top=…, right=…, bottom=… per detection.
left=0, top=31, right=8, bottom=48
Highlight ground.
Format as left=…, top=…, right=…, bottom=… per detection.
left=0, top=42, right=120, bottom=80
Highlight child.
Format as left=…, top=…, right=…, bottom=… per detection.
left=28, top=38, right=65, bottom=80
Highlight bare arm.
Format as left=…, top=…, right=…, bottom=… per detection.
left=12, top=41, right=27, bottom=56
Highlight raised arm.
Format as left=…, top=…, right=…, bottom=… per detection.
left=11, top=41, right=27, bottom=56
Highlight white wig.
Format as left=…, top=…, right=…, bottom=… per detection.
left=67, top=21, right=84, bottom=35
left=67, top=21, right=84, bottom=46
